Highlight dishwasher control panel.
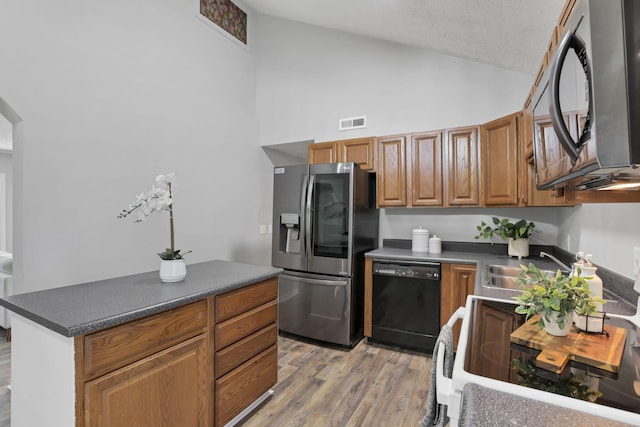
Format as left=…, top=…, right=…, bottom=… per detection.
left=373, top=262, right=440, bottom=280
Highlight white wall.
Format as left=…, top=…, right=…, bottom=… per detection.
left=254, top=15, right=533, bottom=146
left=379, top=207, right=562, bottom=247
left=253, top=14, right=640, bottom=283
left=557, top=204, right=640, bottom=280
left=0, top=0, right=273, bottom=294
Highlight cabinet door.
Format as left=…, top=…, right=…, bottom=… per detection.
left=469, top=300, right=523, bottom=383
left=445, top=127, right=480, bottom=206
left=308, top=142, right=340, bottom=164
left=481, top=114, right=519, bottom=206
left=526, top=156, right=574, bottom=206
left=409, top=131, right=443, bottom=206
left=341, top=137, right=376, bottom=171
left=533, top=115, right=573, bottom=188
left=440, top=263, right=476, bottom=348
left=376, top=135, right=407, bottom=207
left=85, top=335, right=209, bottom=427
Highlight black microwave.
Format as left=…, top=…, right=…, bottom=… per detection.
left=532, top=0, right=640, bottom=190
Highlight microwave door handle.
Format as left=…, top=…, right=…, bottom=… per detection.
left=549, top=27, right=593, bottom=165
left=549, top=30, right=581, bottom=164
left=305, top=175, right=315, bottom=259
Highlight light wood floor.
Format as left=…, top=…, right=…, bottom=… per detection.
left=0, top=328, right=9, bottom=427
left=0, top=332, right=431, bottom=427
left=239, top=335, right=433, bottom=427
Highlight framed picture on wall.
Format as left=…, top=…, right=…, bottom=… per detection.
left=196, top=0, right=248, bottom=48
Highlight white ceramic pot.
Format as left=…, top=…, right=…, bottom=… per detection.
left=508, top=238, right=529, bottom=259
left=159, top=259, right=187, bottom=283
left=412, top=227, right=429, bottom=252
left=544, top=311, right=573, bottom=336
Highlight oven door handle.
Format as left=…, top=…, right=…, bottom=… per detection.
left=436, top=306, right=465, bottom=406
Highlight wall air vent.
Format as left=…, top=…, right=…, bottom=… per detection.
left=339, top=116, right=366, bottom=131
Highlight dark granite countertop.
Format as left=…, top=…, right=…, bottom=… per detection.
left=366, top=241, right=638, bottom=316
left=0, top=260, right=282, bottom=337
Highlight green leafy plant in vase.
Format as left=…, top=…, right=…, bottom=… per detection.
left=514, top=263, right=604, bottom=336
left=118, top=173, right=191, bottom=282
left=475, top=217, right=535, bottom=258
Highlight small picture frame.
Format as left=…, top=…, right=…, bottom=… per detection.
left=196, top=0, right=249, bottom=48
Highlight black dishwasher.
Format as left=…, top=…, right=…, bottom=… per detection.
left=371, top=261, right=441, bottom=353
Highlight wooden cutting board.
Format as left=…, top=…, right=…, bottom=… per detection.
left=510, top=315, right=627, bottom=374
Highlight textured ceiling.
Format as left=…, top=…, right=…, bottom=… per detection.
left=243, top=0, right=565, bottom=75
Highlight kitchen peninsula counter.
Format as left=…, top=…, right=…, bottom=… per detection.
left=1, top=260, right=282, bottom=427
left=0, top=259, right=281, bottom=337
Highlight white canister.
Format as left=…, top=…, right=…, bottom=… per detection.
left=429, top=235, right=442, bottom=254
left=412, top=227, right=429, bottom=252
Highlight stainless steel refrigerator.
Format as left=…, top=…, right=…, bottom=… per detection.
left=272, top=162, right=378, bottom=347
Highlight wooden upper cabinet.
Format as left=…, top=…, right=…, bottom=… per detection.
left=525, top=155, right=574, bottom=206
left=409, top=131, right=443, bottom=206
left=533, top=114, right=573, bottom=188
left=308, top=137, right=376, bottom=170
left=308, top=141, right=340, bottom=164
left=341, top=137, right=376, bottom=170
left=481, top=113, right=519, bottom=206
left=377, top=135, right=407, bottom=207
left=444, top=126, right=480, bottom=206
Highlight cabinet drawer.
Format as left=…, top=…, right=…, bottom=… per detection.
left=215, top=278, right=277, bottom=323
left=83, top=301, right=207, bottom=380
left=215, top=323, right=277, bottom=379
left=215, top=300, right=277, bottom=350
left=215, top=345, right=277, bottom=427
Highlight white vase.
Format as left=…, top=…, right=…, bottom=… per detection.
left=508, top=238, right=529, bottom=259
left=544, top=311, right=573, bottom=336
left=159, top=259, right=186, bottom=283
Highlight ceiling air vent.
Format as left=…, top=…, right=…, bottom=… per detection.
left=339, top=115, right=366, bottom=131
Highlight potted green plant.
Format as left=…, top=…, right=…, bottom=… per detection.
left=514, top=263, right=604, bottom=336
left=475, top=217, right=535, bottom=258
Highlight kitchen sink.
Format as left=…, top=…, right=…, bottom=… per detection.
left=482, top=263, right=627, bottom=312
left=484, top=264, right=566, bottom=291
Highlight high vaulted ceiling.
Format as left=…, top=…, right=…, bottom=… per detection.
left=243, top=0, right=565, bottom=75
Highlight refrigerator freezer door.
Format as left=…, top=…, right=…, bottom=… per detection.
left=272, top=165, right=309, bottom=272
left=278, top=272, right=353, bottom=346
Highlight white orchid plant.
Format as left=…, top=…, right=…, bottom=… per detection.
left=118, top=173, right=190, bottom=260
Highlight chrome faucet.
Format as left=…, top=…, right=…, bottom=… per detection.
left=539, top=251, right=571, bottom=272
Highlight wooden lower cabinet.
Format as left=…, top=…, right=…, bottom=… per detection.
left=77, top=301, right=211, bottom=427
left=84, top=335, right=209, bottom=427
left=215, top=346, right=277, bottom=426
left=468, top=300, right=524, bottom=383
left=76, top=278, right=278, bottom=427
left=213, top=280, right=278, bottom=427
left=440, top=263, right=476, bottom=348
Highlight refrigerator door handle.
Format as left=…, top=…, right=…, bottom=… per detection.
left=300, top=174, right=309, bottom=256
left=305, top=174, right=315, bottom=260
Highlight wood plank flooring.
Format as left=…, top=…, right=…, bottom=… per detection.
left=239, top=334, right=433, bottom=427
left=0, top=328, right=9, bottom=427
left=0, top=331, right=431, bottom=427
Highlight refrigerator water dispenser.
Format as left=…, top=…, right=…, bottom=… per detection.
left=280, top=213, right=300, bottom=253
